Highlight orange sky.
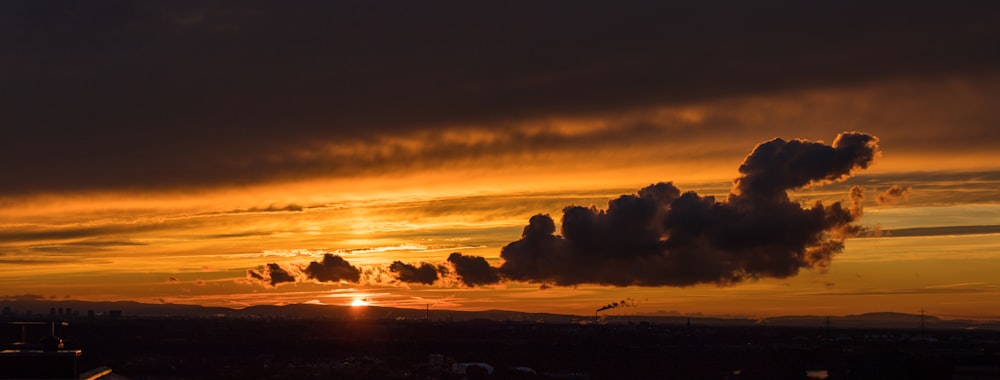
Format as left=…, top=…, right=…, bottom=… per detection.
left=2, top=2, right=1000, bottom=319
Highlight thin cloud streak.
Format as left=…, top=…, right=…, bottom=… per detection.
left=859, top=225, right=1000, bottom=238
left=805, top=288, right=991, bottom=296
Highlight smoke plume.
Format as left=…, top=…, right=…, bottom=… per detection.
left=446, top=132, right=879, bottom=287
left=597, top=297, right=637, bottom=313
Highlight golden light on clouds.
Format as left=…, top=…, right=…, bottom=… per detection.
left=3, top=2, right=1000, bottom=320
left=4, top=163, right=999, bottom=317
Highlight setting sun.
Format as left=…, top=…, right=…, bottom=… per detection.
left=350, top=299, right=369, bottom=307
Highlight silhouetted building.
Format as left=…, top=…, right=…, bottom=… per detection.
left=0, top=348, right=82, bottom=379
left=1, top=322, right=124, bottom=379
left=1, top=321, right=78, bottom=379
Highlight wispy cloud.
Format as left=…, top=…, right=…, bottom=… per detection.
left=805, top=287, right=991, bottom=296
left=859, top=225, right=1000, bottom=238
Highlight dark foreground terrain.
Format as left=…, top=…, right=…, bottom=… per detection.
left=4, top=315, right=1000, bottom=379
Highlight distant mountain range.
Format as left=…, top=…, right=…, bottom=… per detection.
left=2, top=297, right=999, bottom=331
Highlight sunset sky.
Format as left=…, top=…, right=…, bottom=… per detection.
left=2, top=2, right=1000, bottom=320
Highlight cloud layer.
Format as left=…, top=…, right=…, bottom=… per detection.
left=2, top=2, right=996, bottom=195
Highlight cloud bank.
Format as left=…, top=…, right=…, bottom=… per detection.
left=440, top=132, right=878, bottom=287
left=249, top=132, right=879, bottom=289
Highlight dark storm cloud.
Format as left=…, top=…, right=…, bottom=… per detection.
left=389, top=261, right=439, bottom=285
left=444, top=132, right=878, bottom=287
left=1, top=1, right=997, bottom=194
left=302, top=254, right=361, bottom=283
left=447, top=252, right=501, bottom=287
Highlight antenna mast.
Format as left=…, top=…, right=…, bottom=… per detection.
left=920, top=308, right=925, bottom=335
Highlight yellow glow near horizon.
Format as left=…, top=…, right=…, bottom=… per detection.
left=350, top=299, right=369, bottom=307
left=2, top=173, right=999, bottom=318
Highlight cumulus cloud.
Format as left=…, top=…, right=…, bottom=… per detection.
left=302, top=253, right=361, bottom=283
left=246, top=253, right=361, bottom=287
left=442, top=132, right=878, bottom=287
left=877, top=185, right=912, bottom=205
left=447, top=253, right=500, bottom=287
left=732, top=132, right=879, bottom=201
left=389, top=261, right=439, bottom=285
left=246, top=263, right=297, bottom=287
left=265, top=263, right=296, bottom=286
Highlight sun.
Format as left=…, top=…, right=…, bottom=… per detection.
left=350, top=298, right=369, bottom=307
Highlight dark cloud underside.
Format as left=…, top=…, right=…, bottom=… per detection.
left=1, top=1, right=997, bottom=194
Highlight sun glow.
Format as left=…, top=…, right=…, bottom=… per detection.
left=350, top=298, right=369, bottom=307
